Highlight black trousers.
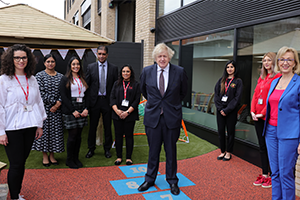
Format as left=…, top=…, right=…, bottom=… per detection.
left=4, top=127, right=36, bottom=199
left=88, top=97, right=112, bottom=151
left=67, top=128, right=83, bottom=161
left=145, top=114, right=180, bottom=185
left=113, top=120, right=135, bottom=159
left=254, top=119, right=271, bottom=175
left=216, top=109, right=237, bottom=153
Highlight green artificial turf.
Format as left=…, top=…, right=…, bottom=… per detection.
left=0, top=119, right=217, bottom=169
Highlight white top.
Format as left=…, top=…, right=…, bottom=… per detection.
left=0, top=74, right=47, bottom=136
left=71, top=78, right=86, bottom=97
left=157, top=63, right=169, bottom=92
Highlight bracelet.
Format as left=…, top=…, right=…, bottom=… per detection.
left=127, top=111, right=130, bottom=114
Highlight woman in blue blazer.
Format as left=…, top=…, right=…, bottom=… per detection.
left=263, top=46, right=300, bottom=200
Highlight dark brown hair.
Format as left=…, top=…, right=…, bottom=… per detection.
left=65, top=56, right=88, bottom=89
left=1, top=44, right=36, bottom=78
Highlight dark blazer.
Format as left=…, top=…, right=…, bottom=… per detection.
left=110, top=81, right=141, bottom=121
left=85, top=62, right=118, bottom=109
left=263, top=73, right=300, bottom=141
left=59, top=76, right=87, bottom=115
left=140, top=63, right=188, bottom=129
left=214, top=77, right=243, bottom=114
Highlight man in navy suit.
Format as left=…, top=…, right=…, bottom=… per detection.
left=85, top=46, right=118, bottom=159
left=138, top=43, right=188, bottom=195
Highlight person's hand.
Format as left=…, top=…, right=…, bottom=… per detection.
left=220, top=110, right=226, bottom=116
left=251, top=112, right=258, bottom=121
left=0, top=134, right=8, bottom=146
left=298, top=143, right=300, bottom=155
left=256, top=114, right=263, bottom=118
left=35, top=128, right=43, bottom=140
left=50, top=105, right=58, bottom=113
left=120, top=111, right=129, bottom=119
left=81, top=109, right=88, bottom=117
left=116, top=109, right=124, bottom=118
left=73, top=110, right=80, bottom=118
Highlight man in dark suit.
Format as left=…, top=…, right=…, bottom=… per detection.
left=138, top=43, right=188, bottom=195
left=85, top=45, right=118, bottom=159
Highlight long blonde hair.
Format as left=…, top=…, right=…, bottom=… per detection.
left=261, top=52, right=276, bottom=79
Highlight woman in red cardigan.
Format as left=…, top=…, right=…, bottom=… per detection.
left=251, top=52, right=281, bottom=188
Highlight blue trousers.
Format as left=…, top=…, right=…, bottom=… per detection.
left=265, top=124, right=299, bottom=200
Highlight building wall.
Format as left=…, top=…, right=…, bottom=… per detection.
left=135, top=0, right=156, bottom=68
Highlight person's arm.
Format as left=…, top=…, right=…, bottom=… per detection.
left=59, top=77, right=76, bottom=114
left=223, top=79, right=243, bottom=115
left=140, top=68, right=147, bottom=100
left=0, top=76, right=8, bottom=145
left=214, top=78, right=223, bottom=111
left=180, top=69, right=188, bottom=101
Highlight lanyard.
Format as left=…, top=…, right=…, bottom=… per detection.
left=123, top=81, right=130, bottom=99
left=225, top=77, right=234, bottom=95
left=15, top=74, right=29, bottom=103
left=73, top=76, right=83, bottom=95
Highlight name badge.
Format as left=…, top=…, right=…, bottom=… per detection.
left=121, top=99, right=129, bottom=107
left=258, top=98, right=263, bottom=105
left=24, top=105, right=33, bottom=112
left=76, top=98, right=83, bottom=103
left=221, top=96, right=228, bottom=102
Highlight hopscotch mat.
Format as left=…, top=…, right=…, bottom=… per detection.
left=109, top=164, right=195, bottom=199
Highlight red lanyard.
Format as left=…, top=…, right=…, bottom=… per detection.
left=15, top=74, right=29, bottom=103
left=123, top=81, right=130, bottom=99
left=73, top=76, right=83, bottom=95
left=225, top=77, right=234, bottom=95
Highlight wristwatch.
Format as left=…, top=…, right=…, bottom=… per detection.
left=127, top=111, right=130, bottom=114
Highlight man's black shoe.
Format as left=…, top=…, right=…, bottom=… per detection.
left=85, top=149, right=94, bottom=158
left=170, top=183, right=180, bottom=195
left=105, top=150, right=112, bottom=158
left=138, top=181, right=154, bottom=191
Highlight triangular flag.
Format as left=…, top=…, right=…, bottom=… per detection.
left=40, top=49, right=52, bottom=57
left=3, top=47, right=8, bottom=51
left=58, top=49, right=69, bottom=60
left=91, top=48, right=98, bottom=57
left=75, top=49, right=85, bottom=59
left=31, top=49, right=34, bottom=53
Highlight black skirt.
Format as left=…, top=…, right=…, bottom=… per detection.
left=63, top=97, right=88, bottom=129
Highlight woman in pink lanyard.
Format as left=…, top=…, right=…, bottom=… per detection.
left=60, top=57, right=89, bottom=169
left=0, top=44, right=46, bottom=200
left=110, top=65, right=141, bottom=165
left=214, top=60, right=243, bottom=161
left=251, top=52, right=281, bottom=188
left=263, top=47, right=300, bottom=200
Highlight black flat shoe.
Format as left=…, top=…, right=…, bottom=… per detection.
left=42, top=162, right=51, bottom=167
left=170, top=183, right=180, bottom=195
left=126, top=160, right=133, bottom=165
left=105, top=150, right=112, bottom=158
left=49, top=156, right=59, bottom=165
left=217, top=155, right=225, bottom=160
left=114, top=159, right=122, bottom=165
left=223, top=154, right=231, bottom=161
left=138, top=181, right=154, bottom=191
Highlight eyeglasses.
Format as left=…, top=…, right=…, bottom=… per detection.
left=278, top=58, right=294, bottom=64
left=262, top=59, right=272, bottom=63
left=13, top=56, right=27, bottom=62
left=46, top=60, right=55, bottom=63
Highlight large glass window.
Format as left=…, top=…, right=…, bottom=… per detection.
left=158, top=0, right=181, bottom=17
left=183, top=0, right=197, bottom=6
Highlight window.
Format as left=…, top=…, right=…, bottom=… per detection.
left=98, top=0, right=102, bottom=14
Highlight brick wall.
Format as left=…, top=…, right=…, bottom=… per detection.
left=135, top=0, right=156, bottom=68
left=101, top=0, right=116, bottom=40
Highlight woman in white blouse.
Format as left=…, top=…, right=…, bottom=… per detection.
left=60, top=57, right=88, bottom=169
left=0, top=44, right=47, bottom=200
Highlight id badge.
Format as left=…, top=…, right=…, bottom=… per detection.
left=24, top=105, right=33, bottom=112
left=221, top=96, right=228, bottom=102
left=76, top=98, right=83, bottom=103
left=121, top=99, right=129, bottom=107
left=258, top=98, right=263, bottom=105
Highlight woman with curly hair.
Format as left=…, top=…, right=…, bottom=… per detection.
left=60, top=57, right=88, bottom=169
left=0, top=44, right=47, bottom=200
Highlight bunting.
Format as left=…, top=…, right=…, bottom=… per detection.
left=40, top=49, right=52, bottom=57
left=75, top=49, right=85, bottom=59
left=58, top=49, right=69, bottom=60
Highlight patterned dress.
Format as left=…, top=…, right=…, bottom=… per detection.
left=32, top=70, right=65, bottom=153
